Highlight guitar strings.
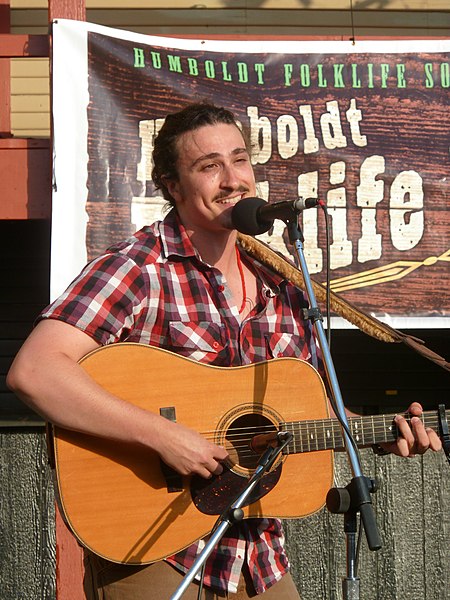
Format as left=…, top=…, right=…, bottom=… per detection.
left=188, top=413, right=435, bottom=462
left=194, top=412, right=430, bottom=441
left=194, top=411, right=438, bottom=462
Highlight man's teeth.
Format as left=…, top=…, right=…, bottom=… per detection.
left=217, top=196, right=243, bottom=205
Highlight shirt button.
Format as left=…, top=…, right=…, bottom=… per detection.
left=218, top=285, right=225, bottom=292
left=212, top=341, right=220, bottom=349
left=277, top=352, right=284, bottom=358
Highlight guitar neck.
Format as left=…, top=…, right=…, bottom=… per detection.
left=281, top=410, right=444, bottom=454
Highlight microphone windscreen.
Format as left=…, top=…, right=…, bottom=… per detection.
left=231, top=197, right=273, bottom=235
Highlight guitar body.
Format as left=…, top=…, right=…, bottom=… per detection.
left=51, top=343, right=333, bottom=565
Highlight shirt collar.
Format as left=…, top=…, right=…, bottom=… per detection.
left=158, top=209, right=286, bottom=293
left=158, top=209, right=199, bottom=261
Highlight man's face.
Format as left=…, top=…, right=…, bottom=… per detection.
left=166, top=122, right=256, bottom=233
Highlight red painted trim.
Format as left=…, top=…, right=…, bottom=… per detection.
left=0, top=34, right=49, bottom=58
left=0, top=139, right=51, bottom=219
left=0, top=138, right=49, bottom=149
left=56, top=505, right=85, bottom=600
left=48, top=0, right=86, bottom=22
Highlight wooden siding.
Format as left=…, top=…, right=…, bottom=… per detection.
left=286, top=449, right=450, bottom=600
left=0, top=429, right=56, bottom=599
left=9, top=1, right=450, bottom=10
left=2, top=435, right=448, bottom=600
left=7, top=2, right=450, bottom=137
left=10, top=7, right=450, bottom=35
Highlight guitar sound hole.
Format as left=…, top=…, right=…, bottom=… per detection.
left=225, top=414, right=278, bottom=473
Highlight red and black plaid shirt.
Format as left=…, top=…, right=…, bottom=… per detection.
left=40, top=210, right=323, bottom=594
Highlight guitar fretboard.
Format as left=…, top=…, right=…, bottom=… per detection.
left=281, top=411, right=442, bottom=454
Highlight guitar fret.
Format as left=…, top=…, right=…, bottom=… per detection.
left=299, top=422, right=304, bottom=453
left=332, top=419, right=338, bottom=450
left=283, top=408, right=446, bottom=456
left=301, top=423, right=306, bottom=452
left=381, top=415, right=388, bottom=444
left=323, top=420, right=328, bottom=449
left=291, top=423, right=297, bottom=454
left=312, top=420, right=318, bottom=451
left=381, top=414, right=397, bottom=444
left=300, top=422, right=306, bottom=453
left=326, top=421, right=334, bottom=450
left=351, top=418, right=361, bottom=445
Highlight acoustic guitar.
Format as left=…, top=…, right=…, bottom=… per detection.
left=49, top=343, right=446, bottom=565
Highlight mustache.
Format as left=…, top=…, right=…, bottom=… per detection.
left=213, top=187, right=250, bottom=202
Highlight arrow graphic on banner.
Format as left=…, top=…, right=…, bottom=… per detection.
left=327, top=249, right=450, bottom=293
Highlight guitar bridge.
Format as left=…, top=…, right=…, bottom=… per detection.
left=159, top=407, right=184, bottom=493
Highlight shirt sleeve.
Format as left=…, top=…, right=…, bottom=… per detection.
left=37, top=253, right=147, bottom=345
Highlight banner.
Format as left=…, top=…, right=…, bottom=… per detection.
left=51, top=20, right=450, bottom=328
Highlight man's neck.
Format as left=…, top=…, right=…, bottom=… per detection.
left=187, top=228, right=238, bottom=271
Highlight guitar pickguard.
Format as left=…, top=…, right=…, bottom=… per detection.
left=190, top=465, right=282, bottom=515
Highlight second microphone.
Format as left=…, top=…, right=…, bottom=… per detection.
left=231, top=197, right=319, bottom=236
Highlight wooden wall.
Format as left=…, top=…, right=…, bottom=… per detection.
left=0, top=429, right=56, bottom=599
left=1, top=432, right=448, bottom=599
left=8, top=0, right=450, bottom=137
left=286, top=449, right=449, bottom=600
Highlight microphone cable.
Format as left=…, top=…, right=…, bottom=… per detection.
left=319, top=200, right=332, bottom=349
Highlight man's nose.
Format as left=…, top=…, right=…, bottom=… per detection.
left=220, top=164, right=240, bottom=188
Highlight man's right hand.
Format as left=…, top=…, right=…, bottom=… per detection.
left=155, top=419, right=229, bottom=479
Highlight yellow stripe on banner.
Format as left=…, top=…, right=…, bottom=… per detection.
left=328, top=249, right=450, bottom=293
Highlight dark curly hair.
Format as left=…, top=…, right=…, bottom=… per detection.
left=151, top=102, right=250, bottom=206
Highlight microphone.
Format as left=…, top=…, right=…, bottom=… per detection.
left=231, top=197, right=319, bottom=235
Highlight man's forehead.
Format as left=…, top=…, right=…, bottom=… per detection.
left=176, top=123, right=246, bottom=162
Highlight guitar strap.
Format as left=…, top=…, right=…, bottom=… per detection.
left=237, top=233, right=450, bottom=373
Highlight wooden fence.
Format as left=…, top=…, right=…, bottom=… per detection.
left=1, top=430, right=448, bottom=599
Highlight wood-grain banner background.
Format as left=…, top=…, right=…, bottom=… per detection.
left=51, top=20, right=450, bottom=328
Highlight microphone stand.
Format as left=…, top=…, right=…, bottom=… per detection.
left=284, top=217, right=381, bottom=600
left=170, top=432, right=292, bottom=600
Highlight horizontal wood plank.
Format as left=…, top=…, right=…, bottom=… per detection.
left=11, top=57, right=48, bottom=76
left=10, top=0, right=450, bottom=10
left=11, top=112, right=50, bottom=129
left=11, top=94, right=49, bottom=112
left=11, top=77, right=49, bottom=94
left=11, top=9, right=450, bottom=28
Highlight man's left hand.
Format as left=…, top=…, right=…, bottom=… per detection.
left=384, top=402, right=442, bottom=457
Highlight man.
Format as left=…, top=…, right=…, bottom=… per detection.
left=7, top=103, right=441, bottom=599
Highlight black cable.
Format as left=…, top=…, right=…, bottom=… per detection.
left=320, top=202, right=332, bottom=349
left=317, top=201, right=361, bottom=458
left=196, top=563, right=206, bottom=600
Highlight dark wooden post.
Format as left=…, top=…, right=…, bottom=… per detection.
left=0, top=0, right=11, bottom=136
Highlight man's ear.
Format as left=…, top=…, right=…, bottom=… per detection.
left=162, top=176, right=181, bottom=203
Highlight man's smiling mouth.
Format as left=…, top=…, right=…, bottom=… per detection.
left=215, top=193, right=247, bottom=205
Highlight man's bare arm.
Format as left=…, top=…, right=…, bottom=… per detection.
left=7, top=319, right=228, bottom=478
